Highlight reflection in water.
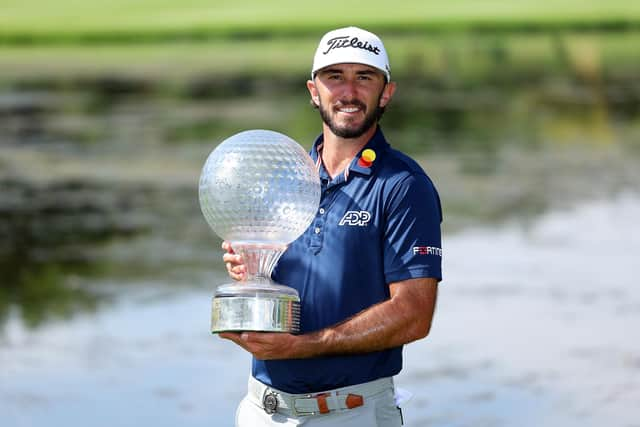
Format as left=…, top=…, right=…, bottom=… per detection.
left=0, top=261, right=103, bottom=330
left=0, top=177, right=170, bottom=331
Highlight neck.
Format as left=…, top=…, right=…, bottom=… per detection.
left=320, top=125, right=377, bottom=178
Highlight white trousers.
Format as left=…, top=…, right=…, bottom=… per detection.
left=235, top=378, right=403, bottom=427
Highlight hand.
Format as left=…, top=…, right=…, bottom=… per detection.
left=219, top=332, right=301, bottom=360
left=221, top=241, right=246, bottom=281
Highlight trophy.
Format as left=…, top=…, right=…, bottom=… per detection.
left=199, top=130, right=321, bottom=333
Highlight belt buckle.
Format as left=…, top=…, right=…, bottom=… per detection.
left=292, top=394, right=318, bottom=417
left=262, top=391, right=279, bottom=414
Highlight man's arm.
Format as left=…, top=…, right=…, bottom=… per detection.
left=219, top=277, right=438, bottom=360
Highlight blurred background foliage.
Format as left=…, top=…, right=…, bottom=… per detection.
left=1, top=0, right=639, bottom=41
left=0, top=0, right=638, bottom=330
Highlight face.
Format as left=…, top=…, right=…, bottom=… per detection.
left=308, top=63, right=396, bottom=139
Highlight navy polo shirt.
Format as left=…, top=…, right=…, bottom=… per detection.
left=253, top=127, right=442, bottom=394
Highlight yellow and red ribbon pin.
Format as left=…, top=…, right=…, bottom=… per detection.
left=358, top=149, right=376, bottom=168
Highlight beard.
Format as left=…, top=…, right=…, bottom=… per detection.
left=318, top=94, right=384, bottom=139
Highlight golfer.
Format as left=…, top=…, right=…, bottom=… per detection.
left=222, top=26, right=443, bottom=426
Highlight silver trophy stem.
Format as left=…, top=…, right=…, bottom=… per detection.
left=234, top=242, right=287, bottom=281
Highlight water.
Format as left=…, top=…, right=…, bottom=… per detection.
left=1, top=193, right=638, bottom=426
left=400, top=193, right=640, bottom=426
left=0, top=282, right=250, bottom=427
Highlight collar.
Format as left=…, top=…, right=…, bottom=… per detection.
left=309, top=127, right=390, bottom=182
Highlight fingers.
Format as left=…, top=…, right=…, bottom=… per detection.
left=221, top=240, right=235, bottom=254
left=219, top=332, right=242, bottom=342
left=223, top=253, right=246, bottom=280
left=241, top=332, right=269, bottom=344
left=222, top=253, right=242, bottom=264
left=226, top=265, right=245, bottom=281
left=219, top=332, right=251, bottom=352
left=221, top=241, right=245, bottom=280
left=218, top=332, right=273, bottom=359
left=218, top=332, right=295, bottom=360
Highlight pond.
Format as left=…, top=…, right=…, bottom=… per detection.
left=2, top=193, right=638, bottom=427
left=1, top=70, right=639, bottom=426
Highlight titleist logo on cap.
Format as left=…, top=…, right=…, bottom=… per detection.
left=322, top=36, right=381, bottom=56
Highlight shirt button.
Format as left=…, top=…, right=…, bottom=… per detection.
left=319, top=208, right=325, bottom=215
left=314, top=227, right=321, bottom=234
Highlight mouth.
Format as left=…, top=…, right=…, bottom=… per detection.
left=335, top=101, right=366, bottom=116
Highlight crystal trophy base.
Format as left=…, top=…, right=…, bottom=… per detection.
left=211, top=281, right=300, bottom=333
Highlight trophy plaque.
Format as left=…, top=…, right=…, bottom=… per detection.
left=199, top=130, right=320, bottom=333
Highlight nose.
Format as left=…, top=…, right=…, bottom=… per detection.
left=340, top=78, right=358, bottom=98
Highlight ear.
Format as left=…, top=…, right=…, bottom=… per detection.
left=379, top=81, right=397, bottom=108
left=307, top=80, right=319, bottom=106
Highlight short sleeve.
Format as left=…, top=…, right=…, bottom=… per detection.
left=383, top=173, right=443, bottom=283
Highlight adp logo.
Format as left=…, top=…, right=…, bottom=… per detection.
left=339, top=210, right=371, bottom=226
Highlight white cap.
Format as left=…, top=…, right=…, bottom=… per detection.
left=311, top=26, right=391, bottom=81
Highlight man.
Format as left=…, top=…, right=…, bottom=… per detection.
left=221, top=26, right=443, bottom=426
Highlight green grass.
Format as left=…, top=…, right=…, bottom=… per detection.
left=1, top=0, right=640, bottom=45
left=1, top=0, right=638, bottom=86
left=1, top=32, right=638, bottom=85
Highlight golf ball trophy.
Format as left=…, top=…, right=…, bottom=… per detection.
left=199, top=130, right=320, bottom=333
